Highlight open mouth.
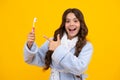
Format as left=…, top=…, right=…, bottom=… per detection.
left=69, top=28, right=76, bottom=31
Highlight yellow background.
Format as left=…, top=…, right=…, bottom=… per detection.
left=0, top=0, right=120, bottom=80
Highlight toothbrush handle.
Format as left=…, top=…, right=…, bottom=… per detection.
left=32, top=27, right=35, bottom=32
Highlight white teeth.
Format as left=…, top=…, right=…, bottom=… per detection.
left=69, top=28, right=76, bottom=31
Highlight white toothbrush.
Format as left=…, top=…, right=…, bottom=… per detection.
left=32, top=17, right=37, bottom=32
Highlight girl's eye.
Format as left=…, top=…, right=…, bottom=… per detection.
left=66, top=20, right=70, bottom=23
left=74, top=20, right=78, bottom=23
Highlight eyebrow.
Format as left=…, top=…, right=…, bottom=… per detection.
left=66, top=18, right=78, bottom=20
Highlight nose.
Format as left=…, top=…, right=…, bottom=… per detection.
left=70, top=21, right=74, bottom=26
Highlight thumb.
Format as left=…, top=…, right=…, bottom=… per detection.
left=57, top=34, right=60, bottom=41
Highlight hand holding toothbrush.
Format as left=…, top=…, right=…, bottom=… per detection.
left=27, top=17, right=37, bottom=49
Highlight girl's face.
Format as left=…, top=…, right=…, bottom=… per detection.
left=65, top=12, right=80, bottom=39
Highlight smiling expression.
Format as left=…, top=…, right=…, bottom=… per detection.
left=65, top=12, right=80, bottom=39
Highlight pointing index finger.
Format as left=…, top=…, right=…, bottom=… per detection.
left=43, top=35, right=51, bottom=42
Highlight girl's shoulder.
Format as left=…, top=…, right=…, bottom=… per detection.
left=86, top=41, right=93, bottom=47
left=82, top=41, right=93, bottom=51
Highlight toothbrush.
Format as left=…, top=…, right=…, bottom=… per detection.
left=32, top=17, right=37, bottom=32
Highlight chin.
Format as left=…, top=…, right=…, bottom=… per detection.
left=69, top=34, right=77, bottom=38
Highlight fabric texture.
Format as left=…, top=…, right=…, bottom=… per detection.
left=51, top=33, right=78, bottom=80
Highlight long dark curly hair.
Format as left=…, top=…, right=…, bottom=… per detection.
left=44, top=8, right=88, bottom=70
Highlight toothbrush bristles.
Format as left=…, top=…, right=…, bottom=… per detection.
left=33, top=17, right=37, bottom=22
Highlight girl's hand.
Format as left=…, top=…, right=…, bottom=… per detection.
left=27, top=32, right=35, bottom=49
left=44, top=34, right=61, bottom=51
